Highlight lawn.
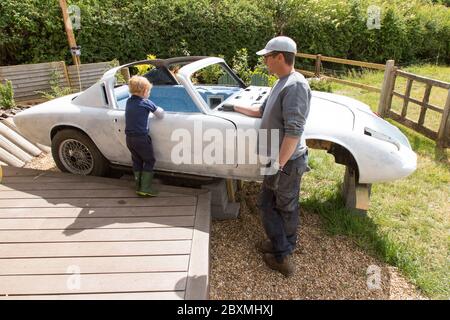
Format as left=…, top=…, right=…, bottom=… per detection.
left=301, top=64, right=450, bottom=299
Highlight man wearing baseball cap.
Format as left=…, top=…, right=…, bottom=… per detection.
left=224, top=36, right=311, bottom=277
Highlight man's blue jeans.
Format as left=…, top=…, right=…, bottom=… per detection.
left=257, top=151, right=310, bottom=262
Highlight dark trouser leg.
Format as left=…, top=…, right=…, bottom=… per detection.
left=258, top=186, right=293, bottom=260
left=257, top=152, right=309, bottom=261
left=142, top=136, right=156, bottom=172
left=126, top=135, right=144, bottom=172
left=126, top=135, right=156, bottom=172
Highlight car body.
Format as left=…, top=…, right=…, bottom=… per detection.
left=13, top=56, right=417, bottom=183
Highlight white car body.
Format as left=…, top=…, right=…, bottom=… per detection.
left=14, top=57, right=417, bottom=183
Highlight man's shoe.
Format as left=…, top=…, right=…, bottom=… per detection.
left=133, top=171, right=142, bottom=195
left=137, top=171, right=159, bottom=197
left=256, top=239, right=274, bottom=253
left=263, top=253, right=294, bottom=277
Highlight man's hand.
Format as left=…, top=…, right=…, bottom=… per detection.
left=263, top=170, right=281, bottom=191
left=218, top=103, right=235, bottom=112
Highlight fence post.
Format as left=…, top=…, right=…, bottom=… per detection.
left=60, top=61, right=71, bottom=88
left=377, top=60, right=396, bottom=118
left=120, top=67, right=130, bottom=83
left=437, top=88, right=450, bottom=148
left=315, top=54, right=321, bottom=77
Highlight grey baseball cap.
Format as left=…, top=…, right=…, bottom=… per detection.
left=256, top=36, right=297, bottom=56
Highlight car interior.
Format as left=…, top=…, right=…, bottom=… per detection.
left=114, top=63, right=242, bottom=112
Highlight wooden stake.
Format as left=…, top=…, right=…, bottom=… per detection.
left=378, top=60, right=396, bottom=117
left=59, top=0, right=80, bottom=66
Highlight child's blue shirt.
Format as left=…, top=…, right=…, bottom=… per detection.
left=125, top=95, right=157, bottom=136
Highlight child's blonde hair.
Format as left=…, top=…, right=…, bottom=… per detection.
left=129, top=75, right=152, bottom=96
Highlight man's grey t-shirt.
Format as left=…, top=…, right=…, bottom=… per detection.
left=258, top=71, right=311, bottom=160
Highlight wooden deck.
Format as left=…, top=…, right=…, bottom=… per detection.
left=0, top=166, right=210, bottom=300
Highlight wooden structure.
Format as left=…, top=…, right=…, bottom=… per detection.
left=378, top=64, right=450, bottom=148
left=295, top=52, right=385, bottom=93
left=59, top=0, right=80, bottom=66
left=0, top=61, right=114, bottom=102
left=0, top=166, right=210, bottom=299
left=0, top=61, right=69, bottom=103
left=66, top=62, right=115, bottom=91
left=296, top=52, right=449, bottom=148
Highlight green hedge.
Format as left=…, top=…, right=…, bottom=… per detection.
left=0, top=0, right=448, bottom=66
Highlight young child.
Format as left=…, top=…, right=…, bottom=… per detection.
left=125, top=76, right=164, bottom=196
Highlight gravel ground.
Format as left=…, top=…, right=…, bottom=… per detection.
left=21, top=154, right=426, bottom=300
left=210, top=182, right=426, bottom=300
left=23, top=152, right=60, bottom=171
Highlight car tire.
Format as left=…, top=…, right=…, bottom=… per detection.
left=52, top=129, right=109, bottom=176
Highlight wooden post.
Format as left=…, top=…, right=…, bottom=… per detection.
left=120, top=67, right=131, bottom=83
left=237, top=180, right=244, bottom=191
left=342, top=166, right=371, bottom=214
left=437, top=88, right=450, bottom=148
left=315, top=54, right=321, bottom=77
left=418, top=83, right=432, bottom=126
left=59, top=61, right=71, bottom=88
left=378, top=60, right=396, bottom=118
left=401, top=78, right=413, bottom=118
left=225, top=178, right=235, bottom=203
left=59, top=0, right=80, bottom=66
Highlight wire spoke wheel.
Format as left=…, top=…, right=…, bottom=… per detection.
left=59, top=139, right=94, bottom=175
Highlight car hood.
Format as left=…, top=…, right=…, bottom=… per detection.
left=212, top=89, right=357, bottom=133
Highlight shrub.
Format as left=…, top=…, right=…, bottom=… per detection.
left=0, top=80, right=16, bottom=109
left=0, top=0, right=448, bottom=67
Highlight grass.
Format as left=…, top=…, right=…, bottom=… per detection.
left=301, top=64, right=450, bottom=299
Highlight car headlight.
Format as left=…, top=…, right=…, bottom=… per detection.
left=364, top=127, right=401, bottom=150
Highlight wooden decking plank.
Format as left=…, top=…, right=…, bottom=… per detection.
left=0, top=167, right=211, bottom=300
left=0, top=255, right=190, bottom=275
left=0, top=189, right=181, bottom=199
left=0, top=182, right=128, bottom=191
left=0, top=291, right=184, bottom=300
left=1, top=167, right=207, bottom=196
left=0, top=272, right=188, bottom=295
left=0, top=206, right=196, bottom=218
left=185, top=192, right=211, bottom=300
left=0, top=227, right=193, bottom=243
left=0, top=216, right=195, bottom=230
left=0, top=240, right=192, bottom=258
left=1, top=166, right=98, bottom=178
left=0, top=196, right=197, bottom=208
left=1, top=176, right=95, bottom=184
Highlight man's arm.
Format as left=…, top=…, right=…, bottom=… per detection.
left=278, top=82, right=310, bottom=168
left=233, top=104, right=262, bottom=118
left=278, top=135, right=300, bottom=168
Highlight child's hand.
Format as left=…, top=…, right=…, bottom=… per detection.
left=153, top=106, right=165, bottom=119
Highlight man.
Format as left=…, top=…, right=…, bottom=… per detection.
left=223, top=36, right=311, bottom=277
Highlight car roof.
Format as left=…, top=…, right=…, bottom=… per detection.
left=120, top=56, right=209, bottom=69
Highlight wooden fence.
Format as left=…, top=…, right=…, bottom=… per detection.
left=296, top=53, right=449, bottom=148
left=377, top=61, right=450, bottom=148
left=295, top=52, right=385, bottom=93
left=0, top=61, right=114, bottom=103
left=0, top=61, right=70, bottom=103
left=67, top=61, right=114, bottom=91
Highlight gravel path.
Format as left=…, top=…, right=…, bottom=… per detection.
left=21, top=153, right=426, bottom=300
